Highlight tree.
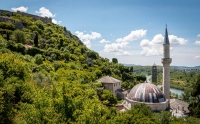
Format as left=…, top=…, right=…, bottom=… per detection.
left=34, top=54, right=43, bottom=65
left=6, top=32, right=10, bottom=41
left=112, top=58, right=118, bottom=64
left=158, top=111, right=171, bottom=124
left=87, top=50, right=98, bottom=60
left=189, top=74, right=200, bottom=117
left=0, top=22, right=15, bottom=31
left=100, top=89, right=117, bottom=105
left=113, top=103, right=160, bottom=124
left=34, top=33, right=38, bottom=47
left=11, top=30, right=26, bottom=44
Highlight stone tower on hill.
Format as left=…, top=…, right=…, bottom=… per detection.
left=161, top=25, right=172, bottom=100
left=152, top=63, right=157, bottom=83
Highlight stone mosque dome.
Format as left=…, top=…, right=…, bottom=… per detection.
left=127, top=82, right=166, bottom=103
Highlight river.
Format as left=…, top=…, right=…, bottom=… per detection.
left=157, top=85, right=184, bottom=97
left=146, top=75, right=184, bottom=98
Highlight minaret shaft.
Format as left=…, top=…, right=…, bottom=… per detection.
left=162, top=63, right=170, bottom=99
left=162, top=26, right=172, bottom=100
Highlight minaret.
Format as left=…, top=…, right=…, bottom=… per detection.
left=161, top=25, right=172, bottom=100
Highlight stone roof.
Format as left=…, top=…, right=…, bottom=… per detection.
left=170, top=99, right=189, bottom=113
left=127, top=82, right=166, bottom=103
left=98, top=76, right=121, bottom=84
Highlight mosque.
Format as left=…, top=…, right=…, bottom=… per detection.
left=123, top=26, right=171, bottom=111
left=98, top=26, right=189, bottom=116
left=123, top=26, right=189, bottom=116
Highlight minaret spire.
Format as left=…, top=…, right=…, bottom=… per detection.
left=164, top=25, right=170, bottom=44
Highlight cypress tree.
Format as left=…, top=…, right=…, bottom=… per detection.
left=6, top=32, right=9, bottom=41
left=34, top=33, right=38, bottom=47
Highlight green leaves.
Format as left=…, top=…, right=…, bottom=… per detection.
left=189, top=74, right=200, bottom=117
left=0, top=22, right=15, bottom=31
left=11, top=30, right=26, bottom=44
left=100, top=89, right=117, bottom=106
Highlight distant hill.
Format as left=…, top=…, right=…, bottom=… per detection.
left=123, top=64, right=141, bottom=66
left=123, top=63, right=200, bottom=70
left=171, top=66, right=200, bottom=70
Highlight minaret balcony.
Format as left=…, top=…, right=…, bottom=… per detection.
left=162, top=58, right=172, bottom=64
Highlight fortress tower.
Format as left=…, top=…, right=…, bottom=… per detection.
left=161, top=25, right=172, bottom=100
left=152, top=63, right=157, bottom=83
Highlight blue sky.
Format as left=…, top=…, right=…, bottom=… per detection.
left=1, top=0, right=200, bottom=66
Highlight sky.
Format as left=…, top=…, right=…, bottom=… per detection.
left=1, top=0, right=200, bottom=67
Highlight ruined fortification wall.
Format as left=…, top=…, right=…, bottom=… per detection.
left=0, top=9, right=52, bottom=23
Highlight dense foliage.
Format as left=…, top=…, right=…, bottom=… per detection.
left=0, top=13, right=200, bottom=123
left=189, top=74, right=200, bottom=117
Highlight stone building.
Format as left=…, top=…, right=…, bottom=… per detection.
left=152, top=63, right=157, bottom=83
left=170, top=99, right=189, bottom=117
left=98, top=76, right=122, bottom=96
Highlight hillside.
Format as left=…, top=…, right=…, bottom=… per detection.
left=0, top=12, right=200, bottom=123
left=0, top=11, right=135, bottom=123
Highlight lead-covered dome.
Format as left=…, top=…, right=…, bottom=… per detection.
left=127, top=82, right=166, bottom=103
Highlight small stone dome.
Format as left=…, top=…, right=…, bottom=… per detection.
left=127, top=82, right=166, bottom=103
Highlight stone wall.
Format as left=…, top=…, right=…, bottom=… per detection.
left=102, top=83, right=113, bottom=93
left=113, top=82, right=121, bottom=95
left=102, top=82, right=121, bottom=96
left=16, top=11, right=52, bottom=23
left=0, top=9, right=52, bottom=24
left=0, top=16, right=15, bottom=23
left=0, top=9, right=13, bottom=16
left=124, top=97, right=169, bottom=111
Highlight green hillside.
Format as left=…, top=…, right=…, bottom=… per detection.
left=0, top=13, right=200, bottom=123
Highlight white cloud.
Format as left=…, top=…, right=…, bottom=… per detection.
left=100, top=39, right=110, bottom=43
left=195, top=56, right=200, bottom=59
left=197, top=34, right=200, bottom=37
left=195, top=41, right=200, bottom=45
left=11, top=6, right=28, bottom=12
left=169, top=35, right=187, bottom=46
left=75, top=31, right=101, bottom=48
left=103, top=29, right=146, bottom=55
left=36, top=7, right=55, bottom=18
left=140, top=34, right=187, bottom=56
left=104, top=42, right=131, bottom=55
left=52, top=19, right=62, bottom=24
left=116, top=29, right=147, bottom=43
